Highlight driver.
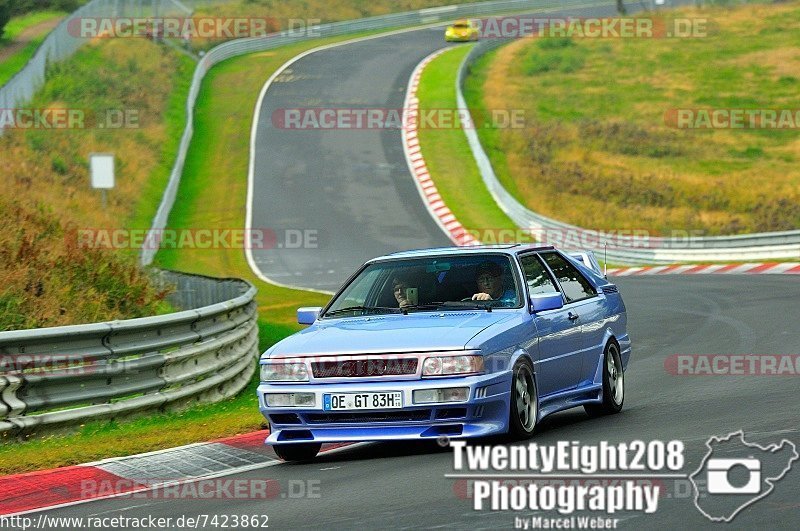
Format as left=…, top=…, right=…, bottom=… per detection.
left=472, top=261, right=515, bottom=302
left=391, top=273, right=416, bottom=309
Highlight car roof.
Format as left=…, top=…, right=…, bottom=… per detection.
left=370, top=244, right=555, bottom=262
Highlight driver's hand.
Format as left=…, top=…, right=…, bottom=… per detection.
left=472, top=293, right=492, bottom=301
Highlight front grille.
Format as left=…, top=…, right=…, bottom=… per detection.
left=311, top=358, right=418, bottom=378
left=305, top=409, right=432, bottom=424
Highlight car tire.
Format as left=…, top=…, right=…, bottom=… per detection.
left=272, top=443, right=321, bottom=462
left=508, top=357, right=538, bottom=439
left=585, top=341, right=624, bottom=417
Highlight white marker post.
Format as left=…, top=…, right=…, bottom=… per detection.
left=89, top=153, right=115, bottom=210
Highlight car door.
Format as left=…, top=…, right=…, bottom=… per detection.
left=540, top=251, right=604, bottom=387
left=519, top=253, right=584, bottom=396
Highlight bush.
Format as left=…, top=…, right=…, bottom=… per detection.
left=0, top=196, right=172, bottom=331
left=7, top=0, right=83, bottom=18
left=0, top=0, right=11, bottom=40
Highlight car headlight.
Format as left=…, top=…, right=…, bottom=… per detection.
left=260, top=362, right=309, bottom=382
left=422, top=355, right=483, bottom=376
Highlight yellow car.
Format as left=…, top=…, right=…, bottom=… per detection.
left=445, top=19, right=480, bottom=42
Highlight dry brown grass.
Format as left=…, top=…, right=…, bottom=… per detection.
left=470, top=2, right=800, bottom=235
left=0, top=37, right=192, bottom=329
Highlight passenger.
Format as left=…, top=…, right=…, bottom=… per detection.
left=472, top=261, right=515, bottom=302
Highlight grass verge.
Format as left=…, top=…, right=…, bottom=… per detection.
left=465, top=1, right=800, bottom=235
left=0, top=10, right=65, bottom=86
left=415, top=44, right=518, bottom=241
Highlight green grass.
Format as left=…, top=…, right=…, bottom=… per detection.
left=0, top=11, right=65, bottom=86
left=0, top=10, right=63, bottom=41
left=127, top=53, right=196, bottom=236
left=415, top=45, right=517, bottom=241
left=466, top=1, right=800, bottom=235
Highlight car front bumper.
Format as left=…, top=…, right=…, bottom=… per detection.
left=257, top=371, right=512, bottom=444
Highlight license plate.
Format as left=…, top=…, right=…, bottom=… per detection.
left=323, top=392, right=403, bottom=411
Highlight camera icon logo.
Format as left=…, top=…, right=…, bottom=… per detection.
left=706, top=457, right=761, bottom=495
left=690, top=431, right=798, bottom=522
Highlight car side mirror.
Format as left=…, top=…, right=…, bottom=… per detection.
left=297, top=307, right=322, bottom=325
left=529, top=293, right=563, bottom=313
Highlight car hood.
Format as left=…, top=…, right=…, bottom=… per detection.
left=267, top=311, right=517, bottom=357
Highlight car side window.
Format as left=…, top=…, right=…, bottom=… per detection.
left=541, top=252, right=596, bottom=303
left=520, top=254, right=558, bottom=295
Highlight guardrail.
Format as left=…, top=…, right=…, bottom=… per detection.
left=139, top=0, right=625, bottom=265
left=456, top=22, right=800, bottom=264
left=0, top=271, right=258, bottom=436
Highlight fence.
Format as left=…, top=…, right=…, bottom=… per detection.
left=0, top=270, right=258, bottom=435
left=0, top=0, right=192, bottom=125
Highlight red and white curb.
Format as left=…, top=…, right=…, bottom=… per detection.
left=402, top=48, right=479, bottom=247
left=0, top=431, right=352, bottom=517
left=401, top=53, right=800, bottom=277
left=608, top=262, right=800, bottom=276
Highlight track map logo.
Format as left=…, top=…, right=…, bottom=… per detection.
left=690, top=431, right=798, bottom=522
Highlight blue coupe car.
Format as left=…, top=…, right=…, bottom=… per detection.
left=258, top=245, right=630, bottom=461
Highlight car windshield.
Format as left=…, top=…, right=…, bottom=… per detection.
left=453, top=22, right=468, bottom=28
left=322, top=254, right=523, bottom=318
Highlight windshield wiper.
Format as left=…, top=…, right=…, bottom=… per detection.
left=402, top=301, right=492, bottom=313
left=400, top=302, right=445, bottom=314
left=324, top=305, right=402, bottom=317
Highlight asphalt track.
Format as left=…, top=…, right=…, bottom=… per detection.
left=247, top=1, right=677, bottom=292
left=247, top=27, right=455, bottom=292
left=35, top=275, right=800, bottom=529
left=34, top=1, right=800, bottom=528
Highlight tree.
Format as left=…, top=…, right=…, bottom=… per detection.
left=616, top=0, right=627, bottom=15
left=0, top=0, right=12, bottom=41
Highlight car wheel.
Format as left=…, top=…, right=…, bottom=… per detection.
left=585, top=341, right=624, bottom=417
left=508, top=357, right=538, bottom=439
left=272, top=443, right=321, bottom=462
